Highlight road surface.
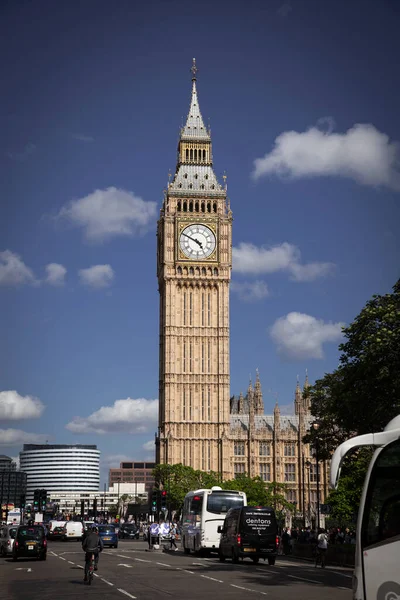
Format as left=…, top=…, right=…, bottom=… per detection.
left=0, top=539, right=352, bottom=600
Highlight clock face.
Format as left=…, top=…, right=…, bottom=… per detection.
left=179, top=224, right=216, bottom=259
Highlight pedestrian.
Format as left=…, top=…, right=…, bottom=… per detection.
left=169, top=523, right=178, bottom=551
left=315, top=528, right=329, bottom=568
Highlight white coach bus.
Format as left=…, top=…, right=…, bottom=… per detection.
left=330, top=415, right=400, bottom=600
left=181, top=486, right=247, bottom=554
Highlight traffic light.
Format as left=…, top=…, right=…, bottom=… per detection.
left=40, top=489, right=47, bottom=510
left=20, top=494, right=26, bottom=509
left=33, top=489, right=40, bottom=511
left=161, top=490, right=167, bottom=507
left=151, top=489, right=158, bottom=511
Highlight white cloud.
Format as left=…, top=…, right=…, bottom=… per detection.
left=0, top=390, right=45, bottom=420
left=45, top=263, right=67, bottom=286
left=277, top=3, right=292, bottom=17
left=101, top=454, right=132, bottom=469
left=270, top=312, right=345, bottom=360
left=66, top=397, right=158, bottom=434
left=233, top=242, right=334, bottom=281
left=0, top=250, right=38, bottom=286
left=252, top=121, right=400, bottom=191
left=6, top=142, right=36, bottom=162
left=142, top=440, right=155, bottom=452
left=231, top=280, right=269, bottom=301
left=78, top=264, right=114, bottom=289
left=57, top=187, right=157, bottom=242
left=71, top=133, right=94, bottom=142
left=0, top=429, right=49, bottom=447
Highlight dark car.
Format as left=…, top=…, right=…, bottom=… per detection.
left=218, top=506, right=279, bottom=565
left=48, top=526, right=64, bottom=541
left=12, top=525, right=47, bottom=561
left=119, top=524, right=139, bottom=540
left=97, top=525, right=118, bottom=548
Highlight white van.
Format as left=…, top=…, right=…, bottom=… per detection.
left=48, top=520, right=66, bottom=533
left=63, top=521, right=84, bottom=541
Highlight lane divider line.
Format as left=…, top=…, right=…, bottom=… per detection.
left=183, top=569, right=195, bottom=574
left=101, top=578, right=114, bottom=586
left=67, top=561, right=74, bottom=565
left=201, top=575, right=223, bottom=583
left=134, top=558, right=151, bottom=563
left=59, top=557, right=66, bottom=561
left=156, top=562, right=171, bottom=567
left=117, top=589, right=137, bottom=599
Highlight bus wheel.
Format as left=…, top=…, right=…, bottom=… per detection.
left=252, top=557, right=259, bottom=564
left=268, top=557, right=276, bottom=565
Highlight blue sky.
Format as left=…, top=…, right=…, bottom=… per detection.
left=1, top=0, right=399, bottom=484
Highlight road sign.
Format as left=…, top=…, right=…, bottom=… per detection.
left=151, top=506, right=156, bottom=512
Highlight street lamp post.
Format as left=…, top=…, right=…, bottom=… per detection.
left=301, top=453, right=306, bottom=528
left=311, top=421, right=320, bottom=531
left=305, top=460, right=311, bottom=527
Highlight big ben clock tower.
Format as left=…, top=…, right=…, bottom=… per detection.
left=156, top=59, right=232, bottom=479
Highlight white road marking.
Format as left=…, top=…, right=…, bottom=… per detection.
left=183, top=569, right=195, bottom=574
left=192, top=562, right=205, bottom=566
left=67, top=560, right=74, bottom=564
left=338, top=586, right=350, bottom=590
left=49, top=551, right=58, bottom=556
left=201, top=575, right=223, bottom=583
left=287, top=574, right=322, bottom=584
left=59, top=557, right=66, bottom=561
left=77, top=565, right=84, bottom=569
left=331, top=571, right=352, bottom=579
left=117, top=554, right=132, bottom=559
left=118, top=564, right=133, bottom=568
left=134, top=557, right=151, bottom=563
left=15, top=568, right=32, bottom=572
left=231, top=585, right=248, bottom=590
left=156, top=562, right=171, bottom=567
left=117, top=589, right=137, bottom=599
left=101, top=578, right=114, bottom=586
left=231, top=584, right=267, bottom=594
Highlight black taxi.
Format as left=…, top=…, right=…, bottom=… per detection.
left=12, top=525, right=47, bottom=561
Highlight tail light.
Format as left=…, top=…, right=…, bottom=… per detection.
left=43, top=539, right=47, bottom=547
left=276, top=536, right=279, bottom=547
left=15, top=541, right=19, bottom=548
left=7, top=540, right=11, bottom=546
left=236, top=534, right=242, bottom=545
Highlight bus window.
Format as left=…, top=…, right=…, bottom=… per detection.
left=190, top=495, right=203, bottom=523
left=207, top=493, right=244, bottom=515
left=361, top=439, right=400, bottom=549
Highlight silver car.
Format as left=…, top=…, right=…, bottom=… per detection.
left=0, top=524, right=18, bottom=557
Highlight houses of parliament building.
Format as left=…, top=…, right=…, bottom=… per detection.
left=156, top=60, right=327, bottom=521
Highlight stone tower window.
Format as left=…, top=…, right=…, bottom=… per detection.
left=200, top=184, right=205, bottom=190
left=183, top=201, right=187, bottom=212
left=234, top=442, right=245, bottom=456
left=184, top=173, right=188, bottom=179
left=194, top=173, right=198, bottom=179
left=260, top=463, right=271, bottom=482
left=213, top=203, right=217, bottom=212
left=177, top=201, right=181, bottom=211
left=195, top=202, right=199, bottom=212
left=205, top=174, right=208, bottom=179
left=259, top=442, right=270, bottom=456
left=177, top=266, right=182, bottom=275
left=201, top=201, right=205, bottom=211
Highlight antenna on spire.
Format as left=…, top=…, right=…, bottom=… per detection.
left=191, top=58, right=198, bottom=81
left=223, top=171, right=228, bottom=191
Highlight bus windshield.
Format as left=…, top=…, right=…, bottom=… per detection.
left=361, top=438, right=400, bottom=549
left=206, top=492, right=244, bottom=515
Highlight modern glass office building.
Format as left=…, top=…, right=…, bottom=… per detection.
left=19, top=444, right=100, bottom=502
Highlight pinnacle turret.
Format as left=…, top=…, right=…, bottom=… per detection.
left=168, top=59, right=225, bottom=198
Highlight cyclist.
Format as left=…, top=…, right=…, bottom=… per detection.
left=82, top=525, right=103, bottom=581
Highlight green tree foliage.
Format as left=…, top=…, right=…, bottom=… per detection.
left=153, top=465, right=294, bottom=516
left=304, top=279, right=400, bottom=458
left=303, top=280, right=399, bottom=524
left=152, top=464, right=219, bottom=511
left=325, top=449, right=373, bottom=527
left=221, top=476, right=294, bottom=512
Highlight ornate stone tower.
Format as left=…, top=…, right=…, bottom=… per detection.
left=156, top=59, right=232, bottom=479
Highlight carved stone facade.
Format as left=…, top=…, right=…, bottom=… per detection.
left=156, top=61, right=326, bottom=516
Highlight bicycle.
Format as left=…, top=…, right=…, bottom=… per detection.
left=87, top=553, right=95, bottom=585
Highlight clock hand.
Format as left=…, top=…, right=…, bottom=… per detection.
left=182, top=233, right=203, bottom=249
